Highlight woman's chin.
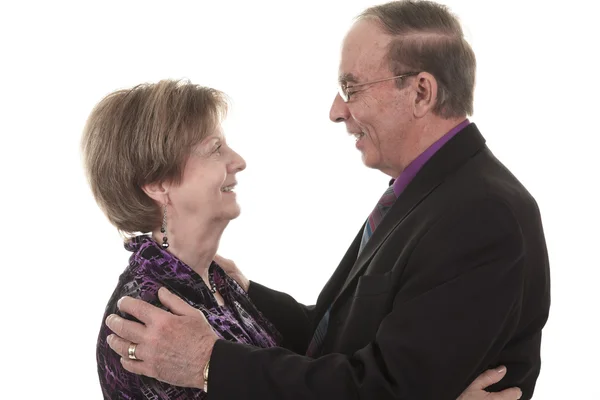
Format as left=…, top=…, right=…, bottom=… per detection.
left=223, top=204, right=242, bottom=220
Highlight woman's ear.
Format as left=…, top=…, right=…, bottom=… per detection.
left=142, top=181, right=170, bottom=204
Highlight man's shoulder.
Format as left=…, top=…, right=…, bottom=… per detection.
left=442, top=146, right=538, bottom=214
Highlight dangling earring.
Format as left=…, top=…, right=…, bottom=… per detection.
left=160, top=205, right=169, bottom=249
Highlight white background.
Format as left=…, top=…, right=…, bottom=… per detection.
left=1, top=0, right=598, bottom=398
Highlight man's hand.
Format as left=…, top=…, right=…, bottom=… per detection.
left=214, top=254, right=250, bottom=292
left=105, top=287, right=218, bottom=389
left=457, top=366, right=522, bottom=400
left=105, top=287, right=522, bottom=399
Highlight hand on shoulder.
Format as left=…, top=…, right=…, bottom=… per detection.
left=214, top=254, right=250, bottom=292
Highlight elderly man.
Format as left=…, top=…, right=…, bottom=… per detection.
left=105, top=1, right=550, bottom=399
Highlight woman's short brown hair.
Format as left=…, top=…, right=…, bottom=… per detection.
left=81, top=79, right=228, bottom=235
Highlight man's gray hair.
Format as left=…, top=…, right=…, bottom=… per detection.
left=358, top=0, right=476, bottom=118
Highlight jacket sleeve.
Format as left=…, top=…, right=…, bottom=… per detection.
left=248, top=281, right=316, bottom=353
left=210, top=199, right=528, bottom=400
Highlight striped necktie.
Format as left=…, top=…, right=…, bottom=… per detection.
left=306, top=185, right=398, bottom=357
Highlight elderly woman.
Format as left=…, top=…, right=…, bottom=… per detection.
left=83, top=80, right=518, bottom=399
left=83, top=80, right=280, bottom=399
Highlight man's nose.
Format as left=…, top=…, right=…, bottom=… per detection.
left=329, top=93, right=349, bottom=123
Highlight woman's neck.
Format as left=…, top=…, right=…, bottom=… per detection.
left=152, top=218, right=228, bottom=282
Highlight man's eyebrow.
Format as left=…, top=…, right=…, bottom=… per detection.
left=339, top=73, right=359, bottom=85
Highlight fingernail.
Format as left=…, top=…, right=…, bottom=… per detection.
left=117, top=297, right=124, bottom=309
left=107, top=334, right=113, bottom=345
left=517, top=389, right=522, bottom=399
left=105, top=314, right=114, bottom=325
left=495, top=365, right=506, bottom=373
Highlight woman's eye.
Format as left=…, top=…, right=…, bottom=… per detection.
left=213, top=144, right=222, bottom=155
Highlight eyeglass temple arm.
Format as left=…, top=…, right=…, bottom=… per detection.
left=347, top=72, right=420, bottom=89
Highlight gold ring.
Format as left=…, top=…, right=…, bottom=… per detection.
left=128, top=343, right=138, bottom=360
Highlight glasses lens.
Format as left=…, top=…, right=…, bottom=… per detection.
left=338, top=85, right=348, bottom=102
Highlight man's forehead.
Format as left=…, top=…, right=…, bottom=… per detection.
left=338, top=19, right=391, bottom=83
left=338, top=47, right=389, bottom=84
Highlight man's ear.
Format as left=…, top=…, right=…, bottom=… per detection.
left=413, top=72, right=438, bottom=118
left=142, top=181, right=170, bottom=205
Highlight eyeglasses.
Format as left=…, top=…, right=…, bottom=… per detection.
left=338, top=72, right=420, bottom=102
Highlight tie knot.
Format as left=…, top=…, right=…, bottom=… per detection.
left=378, top=186, right=397, bottom=207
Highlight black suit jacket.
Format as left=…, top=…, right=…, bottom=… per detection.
left=210, top=124, right=550, bottom=399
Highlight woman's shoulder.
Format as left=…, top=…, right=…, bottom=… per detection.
left=98, top=236, right=172, bottom=320
left=96, top=246, right=205, bottom=399
left=123, top=236, right=185, bottom=287
left=111, top=236, right=214, bottom=316
left=125, top=234, right=164, bottom=265
left=118, top=237, right=165, bottom=298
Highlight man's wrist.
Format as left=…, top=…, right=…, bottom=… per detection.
left=199, top=336, right=218, bottom=390
left=203, top=360, right=210, bottom=392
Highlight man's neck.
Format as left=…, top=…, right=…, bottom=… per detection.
left=412, top=116, right=467, bottom=160
left=387, top=116, right=468, bottom=177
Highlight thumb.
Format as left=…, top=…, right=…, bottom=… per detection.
left=488, top=387, right=523, bottom=400
left=213, top=254, right=227, bottom=263
left=471, top=366, right=507, bottom=390
left=158, top=287, right=197, bottom=316
left=214, top=254, right=234, bottom=270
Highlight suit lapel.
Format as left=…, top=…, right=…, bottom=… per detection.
left=313, top=227, right=363, bottom=319
left=333, top=124, right=487, bottom=305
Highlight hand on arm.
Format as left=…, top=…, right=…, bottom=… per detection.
left=205, top=199, right=528, bottom=399
left=105, top=200, right=526, bottom=398
left=459, top=367, right=522, bottom=400
left=370, top=199, right=526, bottom=398
left=105, top=287, right=217, bottom=389
left=214, top=254, right=316, bottom=353
left=105, top=288, right=521, bottom=399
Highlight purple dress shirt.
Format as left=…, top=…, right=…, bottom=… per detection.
left=393, top=119, right=470, bottom=195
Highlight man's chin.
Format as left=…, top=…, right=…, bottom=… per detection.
left=361, top=153, right=379, bottom=170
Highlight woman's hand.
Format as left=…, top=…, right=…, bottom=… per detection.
left=213, top=255, right=523, bottom=400
left=214, top=254, right=250, bottom=292
left=457, top=366, right=522, bottom=400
